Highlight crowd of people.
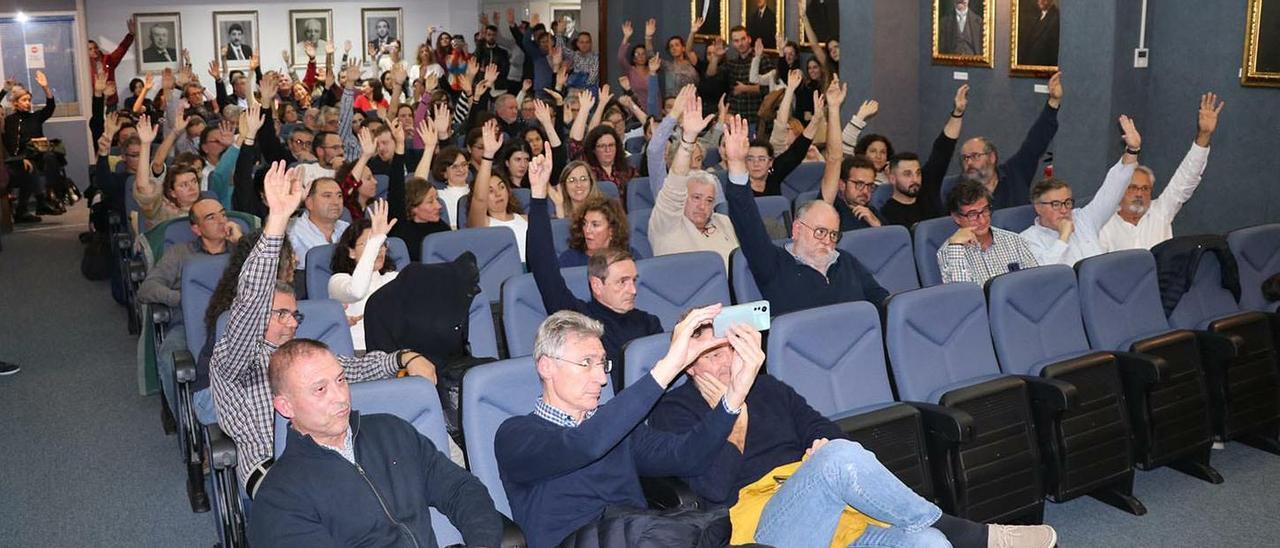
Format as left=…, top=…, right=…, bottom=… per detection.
left=6, top=6, right=1269, bottom=547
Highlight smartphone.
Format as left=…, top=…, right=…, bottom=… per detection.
left=713, top=300, right=771, bottom=338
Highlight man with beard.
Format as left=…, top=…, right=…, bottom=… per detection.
left=1100, top=92, right=1221, bottom=252
left=864, top=84, right=970, bottom=229
left=474, top=23, right=512, bottom=91
left=821, top=155, right=883, bottom=231
left=224, top=23, right=253, bottom=61
left=944, top=72, right=1063, bottom=210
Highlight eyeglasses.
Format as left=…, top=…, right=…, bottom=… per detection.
left=797, top=219, right=841, bottom=243
left=270, top=308, right=305, bottom=324
left=565, top=175, right=591, bottom=185
left=843, top=178, right=875, bottom=191
left=448, top=162, right=469, bottom=170
left=1035, top=198, right=1075, bottom=211
left=960, top=151, right=990, bottom=162
left=956, top=206, right=991, bottom=222
left=291, top=139, right=314, bottom=147
left=746, top=155, right=771, bottom=163
left=547, top=355, right=613, bottom=373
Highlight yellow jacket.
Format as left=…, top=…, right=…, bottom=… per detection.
left=729, top=460, right=889, bottom=547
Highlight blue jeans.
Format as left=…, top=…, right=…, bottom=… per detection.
left=754, top=439, right=950, bottom=548
left=194, top=388, right=218, bottom=425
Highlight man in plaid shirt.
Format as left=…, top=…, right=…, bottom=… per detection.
left=209, top=160, right=437, bottom=495
left=709, top=26, right=770, bottom=126
left=937, top=180, right=1038, bottom=284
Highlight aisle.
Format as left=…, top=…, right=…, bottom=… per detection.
left=0, top=205, right=211, bottom=547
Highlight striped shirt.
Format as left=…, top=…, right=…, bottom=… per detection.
left=936, top=226, right=1039, bottom=284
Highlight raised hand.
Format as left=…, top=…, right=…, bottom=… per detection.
left=245, top=102, right=264, bottom=135
left=136, top=114, right=158, bottom=144
left=370, top=199, right=397, bottom=236
left=343, top=59, right=361, bottom=88
left=692, top=17, right=705, bottom=33
left=93, top=68, right=108, bottom=95
left=576, top=88, right=596, bottom=113
left=304, top=42, right=317, bottom=60
left=645, top=18, right=657, bottom=38
left=617, top=75, right=632, bottom=92
left=263, top=160, right=305, bottom=219
left=1047, top=71, right=1063, bottom=108
left=208, top=59, right=221, bottom=81
left=597, top=84, right=614, bottom=108
left=357, top=127, right=376, bottom=159
left=786, top=69, right=802, bottom=92
left=717, top=94, right=730, bottom=122
left=855, top=99, right=879, bottom=122
left=953, top=84, right=969, bottom=116
left=483, top=62, right=499, bottom=86
left=172, top=109, right=189, bottom=132
left=724, top=114, right=751, bottom=165
left=648, top=54, right=661, bottom=73
left=417, top=118, right=436, bottom=149
left=249, top=53, right=260, bottom=71
left=432, top=101, right=452, bottom=136
left=326, top=40, right=335, bottom=56
left=182, top=49, right=191, bottom=65
left=96, top=128, right=113, bottom=155
left=34, top=70, right=48, bottom=89
left=528, top=141, right=554, bottom=198
left=824, top=75, right=847, bottom=106
left=1196, top=92, right=1224, bottom=145
left=669, top=84, right=695, bottom=121
left=533, top=98, right=555, bottom=127
left=1119, top=114, right=1142, bottom=151
left=219, top=118, right=237, bottom=138
left=754, top=38, right=764, bottom=59
left=481, top=118, right=504, bottom=157
left=812, top=91, right=827, bottom=118
left=622, top=20, right=634, bottom=40
left=680, top=89, right=715, bottom=137
left=127, top=17, right=137, bottom=35
left=388, top=116, right=405, bottom=144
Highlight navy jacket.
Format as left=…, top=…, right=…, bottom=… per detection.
left=725, top=177, right=889, bottom=317
left=943, top=103, right=1060, bottom=211
left=495, top=376, right=738, bottom=548
left=248, top=412, right=503, bottom=548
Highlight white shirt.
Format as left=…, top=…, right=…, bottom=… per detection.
left=438, top=185, right=470, bottom=229
left=488, top=214, right=529, bottom=262
left=1020, top=159, right=1136, bottom=266
left=1100, top=144, right=1210, bottom=252
left=956, top=8, right=968, bottom=29
left=288, top=211, right=350, bottom=268
left=327, top=234, right=400, bottom=351
left=650, top=173, right=741, bottom=270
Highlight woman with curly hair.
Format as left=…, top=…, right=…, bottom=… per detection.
left=855, top=133, right=895, bottom=185
left=577, top=124, right=636, bottom=203
left=328, top=201, right=400, bottom=352
left=559, top=195, right=631, bottom=267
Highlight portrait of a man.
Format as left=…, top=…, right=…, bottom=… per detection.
left=142, top=23, right=177, bottom=63
left=940, top=0, right=984, bottom=55
left=134, top=13, right=183, bottom=71
left=803, top=0, right=841, bottom=45
left=1016, top=0, right=1060, bottom=69
left=745, top=0, right=781, bottom=50
left=693, top=0, right=727, bottom=42
left=361, top=9, right=403, bottom=62
left=214, top=12, right=258, bottom=64
left=290, top=10, right=332, bottom=66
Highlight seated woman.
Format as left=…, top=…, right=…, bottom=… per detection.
left=430, top=146, right=472, bottom=229
left=468, top=120, right=530, bottom=261
left=550, top=160, right=607, bottom=220
left=389, top=177, right=450, bottom=262
left=855, top=133, right=894, bottom=186
left=558, top=195, right=631, bottom=267
left=496, top=139, right=533, bottom=188
left=337, top=128, right=380, bottom=223
left=134, top=114, right=205, bottom=225
left=328, top=201, right=400, bottom=353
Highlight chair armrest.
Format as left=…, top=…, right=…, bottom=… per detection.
left=1191, top=329, right=1242, bottom=360
left=174, top=349, right=197, bottom=384
left=1014, top=375, right=1077, bottom=411
left=1111, top=351, right=1167, bottom=384
left=207, top=423, right=239, bottom=471
left=499, top=515, right=527, bottom=548
left=128, top=258, right=147, bottom=283
left=832, top=403, right=920, bottom=437
left=151, top=303, right=171, bottom=325
left=904, top=402, right=974, bottom=443
left=640, top=475, right=701, bottom=511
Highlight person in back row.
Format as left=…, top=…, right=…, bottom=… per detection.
left=287, top=176, right=350, bottom=294
left=248, top=339, right=503, bottom=546
left=937, top=180, right=1039, bottom=284
left=1100, top=92, right=1221, bottom=251
left=527, top=143, right=662, bottom=388
left=725, top=80, right=888, bottom=317
left=1020, top=115, right=1142, bottom=266
left=877, top=84, right=968, bottom=228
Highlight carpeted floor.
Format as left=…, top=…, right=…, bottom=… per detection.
left=1, top=204, right=1278, bottom=547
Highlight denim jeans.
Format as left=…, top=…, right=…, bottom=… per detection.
left=193, top=388, right=218, bottom=425
left=754, top=439, right=950, bottom=548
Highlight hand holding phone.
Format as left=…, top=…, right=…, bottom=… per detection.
left=712, top=300, right=771, bottom=338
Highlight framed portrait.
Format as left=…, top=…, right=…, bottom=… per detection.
left=1010, top=0, right=1060, bottom=76
left=741, top=0, right=784, bottom=51
left=289, top=9, right=333, bottom=67
left=134, top=12, right=182, bottom=72
left=1241, top=0, right=1280, bottom=87
left=362, top=8, right=403, bottom=63
left=932, top=0, right=994, bottom=67
left=692, top=0, right=729, bottom=43
left=551, top=4, right=582, bottom=38
left=799, top=0, right=841, bottom=47
left=213, top=11, right=258, bottom=70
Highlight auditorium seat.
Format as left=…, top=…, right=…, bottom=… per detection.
left=715, top=195, right=792, bottom=237
left=421, top=228, right=523, bottom=303
left=837, top=226, right=920, bottom=295
left=870, top=183, right=893, bottom=210
left=986, top=266, right=1145, bottom=515
left=885, top=283, right=1045, bottom=523
left=912, top=216, right=954, bottom=287
left=729, top=248, right=762, bottom=305
left=792, top=189, right=820, bottom=213
left=500, top=267, right=591, bottom=358
left=622, top=332, right=683, bottom=389
left=629, top=207, right=653, bottom=259
left=1227, top=223, right=1280, bottom=313
left=303, top=237, right=411, bottom=300
left=634, top=251, right=730, bottom=330
left=991, top=204, right=1037, bottom=233
left=779, top=162, right=824, bottom=200
left=627, top=176, right=655, bottom=212
left=596, top=180, right=620, bottom=200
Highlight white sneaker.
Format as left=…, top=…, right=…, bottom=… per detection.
left=988, top=524, right=1057, bottom=548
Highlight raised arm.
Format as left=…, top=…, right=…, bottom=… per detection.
left=132, top=115, right=163, bottom=217
left=151, top=109, right=187, bottom=175
left=1155, top=93, right=1220, bottom=217
left=841, top=99, right=878, bottom=155
left=568, top=88, right=596, bottom=142
left=820, top=78, right=846, bottom=204
left=586, top=84, right=613, bottom=133
left=723, top=114, right=784, bottom=285
left=769, top=70, right=802, bottom=152
left=1078, top=115, right=1142, bottom=230
left=1004, top=72, right=1062, bottom=187
left=468, top=120, right=505, bottom=228
left=329, top=200, right=397, bottom=303
left=525, top=143, right=587, bottom=314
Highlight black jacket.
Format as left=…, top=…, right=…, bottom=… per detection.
left=363, top=255, right=482, bottom=369
left=3, top=98, right=56, bottom=161
left=248, top=412, right=503, bottom=548
left=1151, top=234, right=1241, bottom=317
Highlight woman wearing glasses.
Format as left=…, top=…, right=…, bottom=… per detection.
left=549, top=161, right=607, bottom=220
left=430, top=146, right=472, bottom=229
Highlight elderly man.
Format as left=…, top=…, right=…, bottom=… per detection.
left=142, top=24, right=178, bottom=62
left=1020, top=116, right=1142, bottom=266
left=527, top=145, right=663, bottom=387
left=287, top=176, right=349, bottom=282
left=496, top=306, right=765, bottom=548
left=210, top=161, right=433, bottom=495
left=938, top=180, right=1038, bottom=284
left=1100, top=93, right=1221, bottom=251
left=944, top=73, right=1063, bottom=210
left=724, top=107, right=888, bottom=316
left=493, top=93, right=528, bottom=138
left=650, top=92, right=740, bottom=268
left=138, top=197, right=242, bottom=415
left=647, top=317, right=1058, bottom=547
left=248, top=339, right=503, bottom=546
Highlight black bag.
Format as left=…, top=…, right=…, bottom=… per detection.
left=558, top=505, right=731, bottom=548
left=80, top=231, right=113, bottom=281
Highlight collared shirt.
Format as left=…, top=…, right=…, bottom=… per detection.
left=1020, top=159, right=1137, bottom=266
left=1100, top=144, right=1210, bottom=252
left=287, top=211, right=350, bottom=269
left=957, top=9, right=968, bottom=29
left=533, top=397, right=597, bottom=428
left=316, top=428, right=356, bottom=465
left=722, top=52, right=769, bottom=123
left=937, top=226, right=1039, bottom=284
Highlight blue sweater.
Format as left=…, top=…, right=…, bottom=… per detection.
left=248, top=412, right=503, bottom=548
left=495, top=376, right=739, bottom=548
left=648, top=375, right=843, bottom=507
left=943, top=102, right=1060, bottom=211
left=528, top=197, right=663, bottom=385
left=724, top=176, right=890, bottom=316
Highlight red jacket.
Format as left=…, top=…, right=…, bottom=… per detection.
left=91, top=32, right=134, bottom=105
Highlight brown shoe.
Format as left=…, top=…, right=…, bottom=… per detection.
left=988, top=524, right=1057, bottom=548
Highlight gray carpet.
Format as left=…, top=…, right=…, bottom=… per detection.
left=2, top=205, right=1279, bottom=547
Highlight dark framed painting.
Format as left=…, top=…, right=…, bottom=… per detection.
left=1242, top=0, right=1280, bottom=87
left=213, top=11, right=258, bottom=70
left=799, top=0, right=840, bottom=48
left=134, top=12, right=182, bottom=72
left=692, top=0, right=729, bottom=43
left=742, top=0, right=784, bottom=51
left=1010, top=0, right=1059, bottom=76
left=362, top=8, right=403, bottom=63
left=932, top=0, right=994, bottom=68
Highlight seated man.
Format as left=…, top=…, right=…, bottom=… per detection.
left=287, top=176, right=350, bottom=294
left=877, top=84, right=968, bottom=228
left=723, top=102, right=889, bottom=317
left=1020, top=116, right=1141, bottom=266
left=821, top=155, right=884, bottom=231
left=210, top=161, right=434, bottom=495
left=496, top=306, right=763, bottom=548
left=527, top=144, right=663, bottom=387
left=945, top=73, right=1063, bottom=210
left=1100, top=92, right=1220, bottom=251
left=248, top=339, right=503, bottom=546
left=650, top=91, right=740, bottom=268
left=647, top=318, right=1058, bottom=548
left=137, top=197, right=242, bottom=415
left=937, top=180, right=1038, bottom=284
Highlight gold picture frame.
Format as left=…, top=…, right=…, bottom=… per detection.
left=932, top=0, right=994, bottom=68
left=1241, top=0, right=1280, bottom=87
left=741, top=0, right=784, bottom=51
left=1010, top=0, right=1059, bottom=77
left=798, top=0, right=840, bottom=48
left=692, top=0, right=729, bottom=43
